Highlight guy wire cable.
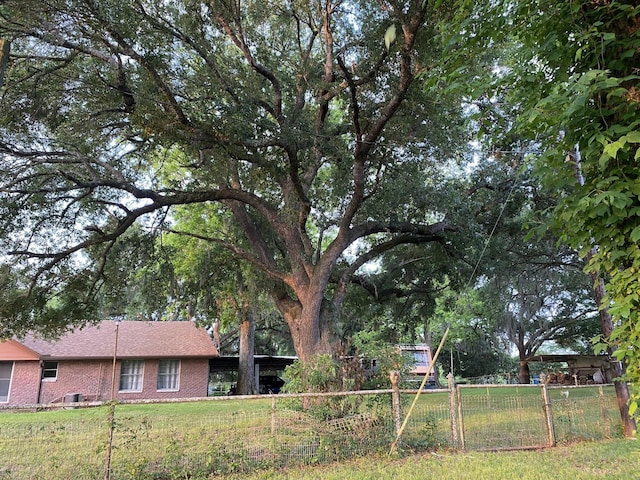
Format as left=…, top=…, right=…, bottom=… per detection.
left=388, top=164, right=522, bottom=456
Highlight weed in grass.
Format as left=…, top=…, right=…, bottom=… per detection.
left=409, top=413, right=444, bottom=450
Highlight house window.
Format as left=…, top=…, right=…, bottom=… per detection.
left=42, top=361, right=58, bottom=380
left=413, top=352, right=429, bottom=367
left=119, top=360, right=144, bottom=392
left=0, top=361, right=13, bottom=403
left=157, top=359, right=180, bottom=391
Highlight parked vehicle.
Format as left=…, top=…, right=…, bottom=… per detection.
left=226, top=375, right=285, bottom=395
left=258, top=375, right=285, bottom=394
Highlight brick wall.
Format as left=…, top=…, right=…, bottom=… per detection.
left=5, top=358, right=210, bottom=406
left=5, top=361, right=40, bottom=405
left=115, top=358, right=209, bottom=401
left=25, top=358, right=210, bottom=404
left=39, top=360, right=113, bottom=403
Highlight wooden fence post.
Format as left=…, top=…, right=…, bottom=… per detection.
left=541, top=384, right=556, bottom=447
left=598, top=386, right=611, bottom=438
left=390, top=370, right=401, bottom=436
left=447, top=373, right=459, bottom=448
left=271, top=395, right=277, bottom=436
left=456, top=385, right=465, bottom=451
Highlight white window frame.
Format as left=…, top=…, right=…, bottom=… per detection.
left=0, top=361, right=14, bottom=403
left=157, top=359, right=180, bottom=392
left=119, top=360, right=144, bottom=392
left=41, top=361, right=58, bottom=381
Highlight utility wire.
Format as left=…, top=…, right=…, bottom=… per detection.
left=465, top=169, right=521, bottom=291
left=388, top=167, right=522, bottom=455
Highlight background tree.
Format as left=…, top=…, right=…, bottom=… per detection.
left=438, top=0, right=638, bottom=433
left=0, top=1, right=464, bottom=365
left=521, top=1, right=639, bottom=432
left=421, top=157, right=599, bottom=383
left=476, top=162, right=599, bottom=383
left=337, top=168, right=473, bottom=346
left=166, top=205, right=294, bottom=394
left=333, top=145, right=599, bottom=384
left=98, top=203, right=290, bottom=394
left=484, top=265, right=598, bottom=384
left=427, top=283, right=515, bottom=380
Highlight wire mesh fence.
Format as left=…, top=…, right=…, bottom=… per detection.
left=0, top=384, right=626, bottom=479
left=456, top=385, right=552, bottom=450
left=547, top=385, right=622, bottom=442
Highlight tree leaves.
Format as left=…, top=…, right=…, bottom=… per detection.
left=510, top=0, right=640, bottom=419
left=600, top=131, right=640, bottom=167
left=0, top=0, right=466, bottom=361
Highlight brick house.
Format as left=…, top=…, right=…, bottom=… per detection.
left=0, top=320, right=219, bottom=406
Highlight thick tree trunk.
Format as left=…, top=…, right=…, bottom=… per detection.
left=572, top=149, right=636, bottom=437
left=590, top=273, right=636, bottom=438
left=516, top=332, right=531, bottom=384
left=0, top=39, right=9, bottom=90
left=518, top=359, right=531, bottom=384
left=236, top=314, right=256, bottom=395
left=288, top=304, right=335, bottom=364
left=274, top=278, right=338, bottom=364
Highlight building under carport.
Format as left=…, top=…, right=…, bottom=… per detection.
left=525, top=354, right=617, bottom=385
left=208, top=355, right=296, bottom=395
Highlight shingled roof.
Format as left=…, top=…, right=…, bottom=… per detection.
left=19, top=320, right=219, bottom=360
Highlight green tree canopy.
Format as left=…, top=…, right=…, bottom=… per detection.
left=0, top=1, right=465, bottom=363
left=437, top=0, right=638, bottom=431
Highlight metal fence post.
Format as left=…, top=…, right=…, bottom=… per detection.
left=271, top=395, right=277, bottom=436
left=104, top=401, right=116, bottom=480
left=541, top=384, right=556, bottom=447
left=390, top=370, right=401, bottom=436
left=447, top=373, right=459, bottom=448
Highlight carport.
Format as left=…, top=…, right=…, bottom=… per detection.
left=208, top=355, right=296, bottom=395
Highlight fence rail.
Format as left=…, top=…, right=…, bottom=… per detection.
left=0, top=383, right=624, bottom=479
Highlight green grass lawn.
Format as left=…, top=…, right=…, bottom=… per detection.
left=231, top=439, right=639, bottom=480
left=0, top=396, right=272, bottom=424
left=0, top=399, right=276, bottom=480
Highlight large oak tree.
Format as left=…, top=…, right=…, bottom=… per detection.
left=0, top=1, right=462, bottom=361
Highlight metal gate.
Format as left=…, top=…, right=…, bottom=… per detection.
left=456, top=384, right=554, bottom=451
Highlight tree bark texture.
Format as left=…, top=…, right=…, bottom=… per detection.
left=589, top=271, right=636, bottom=438
left=236, top=314, right=256, bottom=395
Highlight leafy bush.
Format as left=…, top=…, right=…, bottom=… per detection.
left=351, top=330, right=413, bottom=389
left=281, top=334, right=414, bottom=421
left=282, top=354, right=345, bottom=394
left=282, top=354, right=364, bottom=419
